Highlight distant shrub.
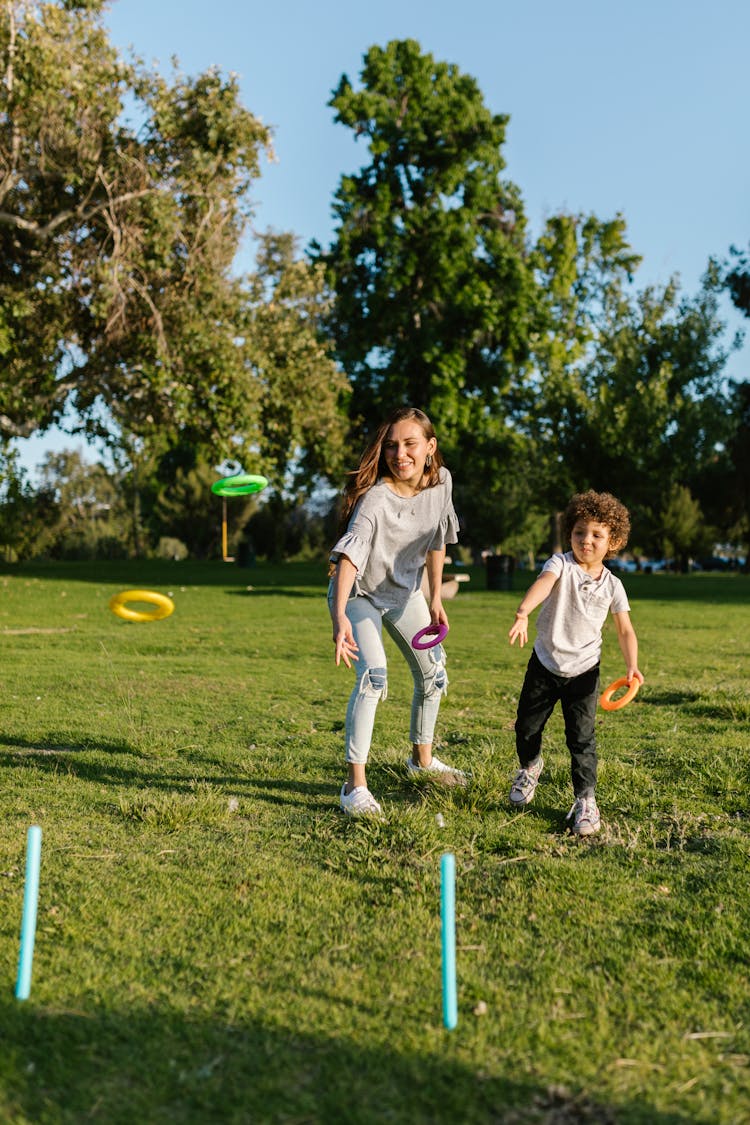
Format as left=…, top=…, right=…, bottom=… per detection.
left=155, top=536, right=189, bottom=561
left=53, top=531, right=129, bottom=561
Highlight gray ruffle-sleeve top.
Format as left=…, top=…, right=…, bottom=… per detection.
left=330, top=468, right=459, bottom=611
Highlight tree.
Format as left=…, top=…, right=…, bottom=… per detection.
left=38, top=448, right=129, bottom=558
left=526, top=214, right=733, bottom=541
left=318, top=39, right=536, bottom=446
left=694, top=380, right=750, bottom=564
left=241, top=232, right=349, bottom=490
left=0, top=446, right=58, bottom=560
left=151, top=460, right=252, bottom=560
left=659, top=484, right=711, bottom=571
left=0, top=0, right=271, bottom=457
left=710, top=244, right=750, bottom=559
left=725, top=243, right=750, bottom=318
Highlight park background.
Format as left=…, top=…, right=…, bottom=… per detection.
left=0, top=3, right=749, bottom=1123
left=0, top=0, right=748, bottom=569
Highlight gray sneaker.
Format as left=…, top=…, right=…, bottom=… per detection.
left=567, top=796, right=601, bottom=836
left=509, top=756, right=544, bottom=806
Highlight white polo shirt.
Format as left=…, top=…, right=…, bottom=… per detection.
left=533, top=551, right=630, bottom=677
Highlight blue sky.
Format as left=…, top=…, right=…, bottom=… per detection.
left=15, top=0, right=750, bottom=472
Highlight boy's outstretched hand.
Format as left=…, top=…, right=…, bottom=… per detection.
left=508, top=611, right=529, bottom=647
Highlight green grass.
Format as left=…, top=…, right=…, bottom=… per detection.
left=0, top=560, right=748, bottom=1123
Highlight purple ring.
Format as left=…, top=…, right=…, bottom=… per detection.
left=411, top=623, right=449, bottom=650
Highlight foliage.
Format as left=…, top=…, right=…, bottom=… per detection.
left=724, top=242, right=750, bottom=318
left=240, top=231, right=350, bottom=489
left=244, top=490, right=334, bottom=563
left=524, top=212, right=641, bottom=507
left=149, top=459, right=252, bottom=561
left=154, top=535, right=188, bottom=561
left=318, top=38, right=536, bottom=446
left=0, top=560, right=748, bottom=1123
left=0, top=0, right=270, bottom=456
left=319, top=43, right=736, bottom=556
left=659, top=484, right=712, bottom=570
left=693, top=379, right=750, bottom=565
left=717, top=245, right=750, bottom=561
left=0, top=448, right=59, bottom=560
left=725, top=381, right=750, bottom=550
left=37, top=448, right=130, bottom=559
left=0, top=2, right=352, bottom=562
left=526, top=215, right=733, bottom=533
left=451, top=424, right=541, bottom=552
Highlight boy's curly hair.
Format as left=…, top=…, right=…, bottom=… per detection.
left=562, top=490, right=630, bottom=558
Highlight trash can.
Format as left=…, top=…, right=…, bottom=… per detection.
left=236, top=539, right=256, bottom=568
left=486, top=553, right=514, bottom=591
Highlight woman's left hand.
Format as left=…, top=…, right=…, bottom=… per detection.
left=430, top=600, right=449, bottom=631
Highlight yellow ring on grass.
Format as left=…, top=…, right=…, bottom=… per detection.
left=109, top=589, right=175, bottom=623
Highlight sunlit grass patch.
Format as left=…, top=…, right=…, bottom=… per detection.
left=0, top=561, right=748, bottom=1123
left=116, top=781, right=238, bottom=831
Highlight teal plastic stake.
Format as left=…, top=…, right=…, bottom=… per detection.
left=15, top=826, right=42, bottom=1001
left=440, top=852, right=457, bottom=1030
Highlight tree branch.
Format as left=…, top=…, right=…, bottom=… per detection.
left=0, top=186, right=154, bottom=238
left=0, top=0, right=22, bottom=204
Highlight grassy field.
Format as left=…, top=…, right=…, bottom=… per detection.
left=0, top=558, right=748, bottom=1124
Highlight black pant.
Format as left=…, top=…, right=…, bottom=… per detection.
left=515, top=650, right=599, bottom=798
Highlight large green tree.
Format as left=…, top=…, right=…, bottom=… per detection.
left=318, top=39, right=535, bottom=444
left=526, top=213, right=732, bottom=546
left=659, top=483, right=712, bottom=572
left=241, top=232, right=349, bottom=490
left=0, top=0, right=350, bottom=561
left=0, top=0, right=269, bottom=455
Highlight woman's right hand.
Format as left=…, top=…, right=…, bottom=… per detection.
left=333, top=616, right=359, bottom=668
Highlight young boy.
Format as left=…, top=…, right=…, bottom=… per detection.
left=507, top=490, right=643, bottom=836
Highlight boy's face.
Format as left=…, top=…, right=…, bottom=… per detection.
left=570, top=519, right=619, bottom=571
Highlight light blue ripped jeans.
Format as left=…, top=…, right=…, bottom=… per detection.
left=329, top=587, right=449, bottom=765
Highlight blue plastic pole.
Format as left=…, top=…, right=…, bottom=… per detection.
left=15, top=826, right=42, bottom=1001
left=440, top=852, right=457, bottom=1030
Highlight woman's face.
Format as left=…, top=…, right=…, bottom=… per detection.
left=382, top=420, right=437, bottom=492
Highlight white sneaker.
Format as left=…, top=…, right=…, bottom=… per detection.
left=567, top=796, right=601, bottom=836
left=339, top=784, right=382, bottom=816
left=405, top=755, right=466, bottom=784
left=509, top=756, right=544, bottom=806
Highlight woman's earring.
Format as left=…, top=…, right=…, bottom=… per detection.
left=425, top=454, right=433, bottom=468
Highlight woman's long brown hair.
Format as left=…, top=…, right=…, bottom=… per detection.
left=335, top=406, right=445, bottom=538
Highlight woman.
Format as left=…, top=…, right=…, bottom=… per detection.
left=328, top=406, right=464, bottom=815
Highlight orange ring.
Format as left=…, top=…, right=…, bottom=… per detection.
left=599, top=676, right=640, bottom=712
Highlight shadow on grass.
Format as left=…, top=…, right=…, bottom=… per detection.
left=225, top=587, right=323, bottom=598
left=3, top=561, right=749, bottom=612
left=640, top=690, right=750, bottom=722
left=477, top=570, right=750, bottom=607
left=0, top=558, right=329, bottom=591
left=0, top=734, right=134, bottom=756
left=639, top=690, right=700, bottom=707
left=0, top=742, right=334, bottom=812
left=0, top=1000, right=704, bottom=1125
